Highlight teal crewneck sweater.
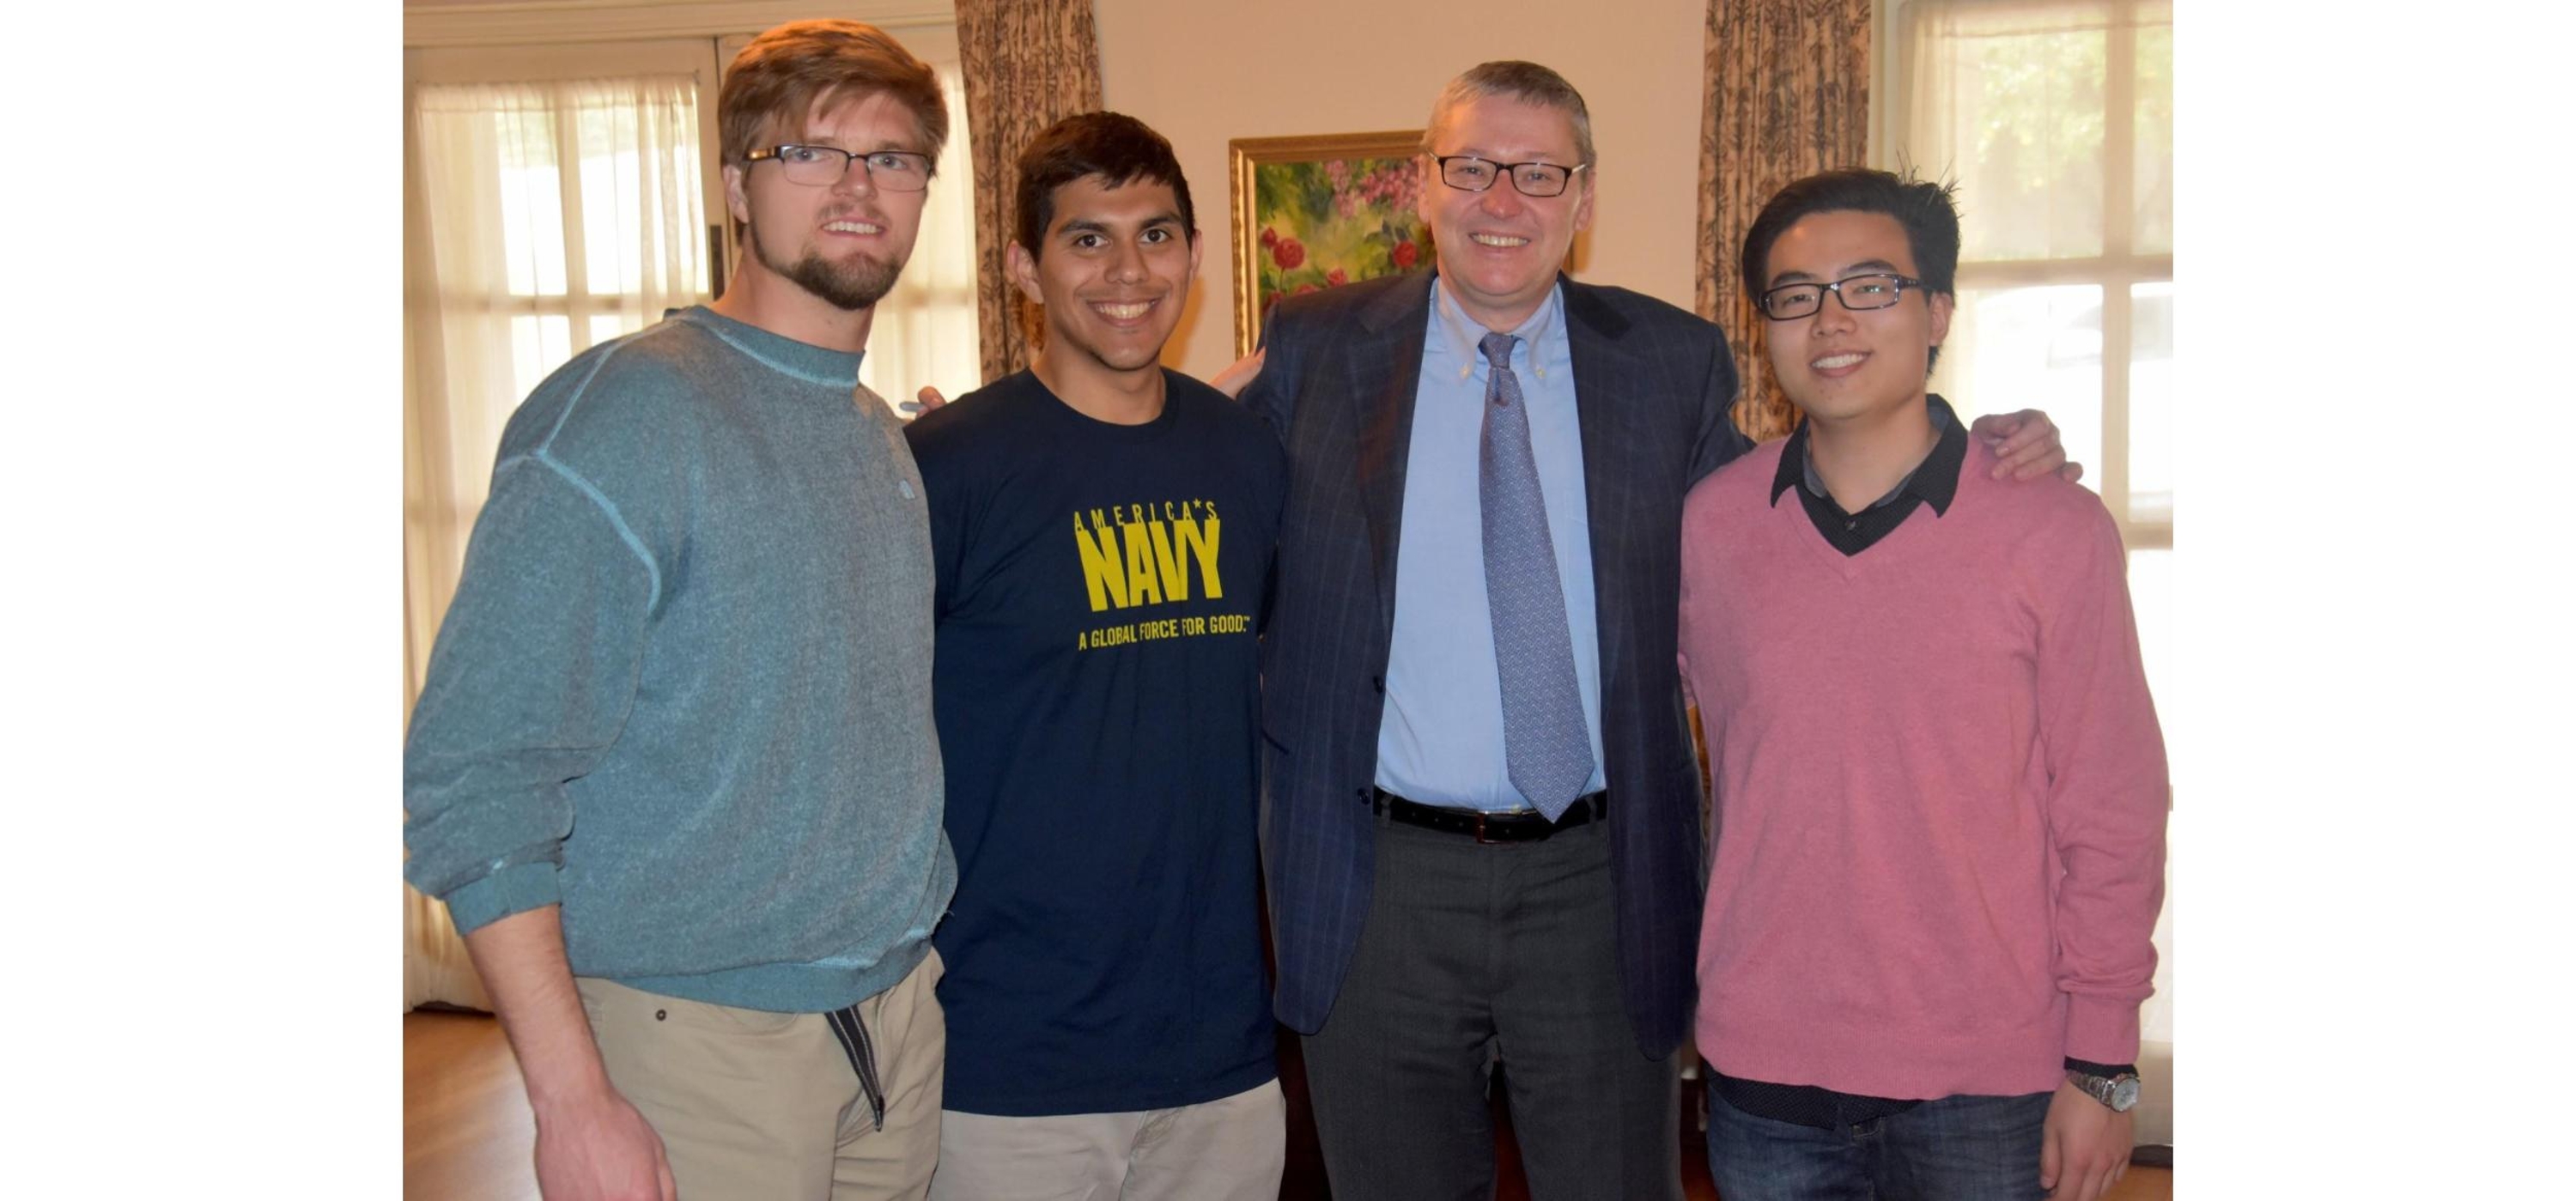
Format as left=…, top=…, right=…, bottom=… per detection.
left=404, top=306, right=956, bottom=1013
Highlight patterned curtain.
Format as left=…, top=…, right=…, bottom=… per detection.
left=1695, top=0, right=1874, bottom=443
left=957, top=0, right=1101, bottom=385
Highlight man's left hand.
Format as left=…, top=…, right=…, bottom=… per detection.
left=1968, top=409, right=2084, bottom=483
left=2038, top=1078, right=2134, bottom=1201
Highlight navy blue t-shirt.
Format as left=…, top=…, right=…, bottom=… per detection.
left=905, top=368, right=1287, bottom=1116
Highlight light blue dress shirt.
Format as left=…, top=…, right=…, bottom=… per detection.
left=1374, top=280, right=1607, bottom=812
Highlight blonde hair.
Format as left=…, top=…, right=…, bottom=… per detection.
left=1421, top=60, right=1596, bottom=168
left=719, top=20, right=947, bottom=169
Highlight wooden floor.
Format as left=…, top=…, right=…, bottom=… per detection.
left=407, top=1010, right=541, bottom=1201
left=407, top=1010, right=2172, bottom=1199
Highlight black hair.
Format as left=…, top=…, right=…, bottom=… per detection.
left=1739, top=168, right=1961, bottom=371
left=1013, top=112, right=1195, bottom=259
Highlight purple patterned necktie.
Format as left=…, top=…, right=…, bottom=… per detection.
left=1479, top=331, right=1594, bottom=820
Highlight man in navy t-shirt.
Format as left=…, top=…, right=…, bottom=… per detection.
left=904, top=112, right=1289, bottom=1201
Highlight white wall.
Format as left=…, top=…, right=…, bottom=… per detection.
left=1097, top=0, right=1709, bottom=379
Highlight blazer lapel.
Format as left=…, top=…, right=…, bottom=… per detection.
left=1351, top=273, right=1434, bottom=636
left=1562, top=279, right=1643, bottom=686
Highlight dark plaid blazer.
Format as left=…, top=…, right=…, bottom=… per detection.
left=1244, top=270, right=1752, bottom=1058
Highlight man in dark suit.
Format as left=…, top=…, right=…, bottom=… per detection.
left=1242, top=61, right=2069, bottom=1200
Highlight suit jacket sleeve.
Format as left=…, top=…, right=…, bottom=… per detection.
left=1688, top=326, right=1754, bottom=485
left=1242, top=305, right=1301, bottom=442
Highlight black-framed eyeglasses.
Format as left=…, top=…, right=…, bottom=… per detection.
left=1756, top=273, right=1924, bottom=321
left=745, top=144, right=933, bottom=191
left=1431, top=155, right=1589, bottom=198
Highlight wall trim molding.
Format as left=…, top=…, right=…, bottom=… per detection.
left=404, top=0, right=953, bottom=48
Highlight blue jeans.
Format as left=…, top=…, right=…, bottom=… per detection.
left=1704, top=1084, right=2051, bottom=1201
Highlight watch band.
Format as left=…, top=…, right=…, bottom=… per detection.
left=2066, top=1068, right=2142, bottom=1113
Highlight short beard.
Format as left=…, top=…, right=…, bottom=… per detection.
left=750, top=227, right=905, bottom=312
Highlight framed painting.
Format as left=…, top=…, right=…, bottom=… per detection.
left=1228, top=130, right=1431, bottom=356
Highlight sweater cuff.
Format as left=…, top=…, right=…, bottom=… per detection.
left=441, top=860, right=562, bottom=936
left=2064, top=996, right=2142, bottom=1066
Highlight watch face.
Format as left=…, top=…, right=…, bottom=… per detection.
left=2073, top=1071, right=2142, bottom=1112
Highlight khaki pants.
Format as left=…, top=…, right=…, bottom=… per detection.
left=576, top=950, right=945, bottom=1200
left=927, top=1078, right=1285, bottom=1201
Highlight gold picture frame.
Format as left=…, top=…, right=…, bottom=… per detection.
left=1228, top=130, right=1432, bottom=356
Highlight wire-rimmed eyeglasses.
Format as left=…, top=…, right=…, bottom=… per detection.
left=745, top=144, right=933, bottom=191
left=1756, top=273, right=1925, bottom=321
left=1431, top=155, right=1589, bottom=198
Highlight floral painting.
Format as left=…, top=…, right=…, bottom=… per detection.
left=1229, top=130, right=1431, bottom=355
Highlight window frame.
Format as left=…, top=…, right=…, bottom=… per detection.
left=406, top=39, right=726, bottom=349
left=1871, top=0, right=2172, bottom=552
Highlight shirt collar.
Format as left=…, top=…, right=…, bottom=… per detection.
left=1428, top=276, right=1564, bottom=384
left=1771, top=393, right=1967, bottom=516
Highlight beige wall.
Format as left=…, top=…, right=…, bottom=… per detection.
left=1097, top=0, right=1709, bottom=380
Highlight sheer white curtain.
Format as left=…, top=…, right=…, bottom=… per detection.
left=1892, top=0, right=2176, bottom=1146
left=403, top=75, right=708, bottom=1010
left=856, top=64, right=983, bottom=408
left=1895, top=0, right=2172, bottom=522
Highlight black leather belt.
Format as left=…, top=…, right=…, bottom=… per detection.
left=1372, top=788, right=1605, bottom=844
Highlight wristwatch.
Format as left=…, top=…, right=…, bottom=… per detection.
left=2066, top=1067, right=2142, bottom=1113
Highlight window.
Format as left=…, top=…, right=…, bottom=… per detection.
left=1881, top=0, right=2177, bottom=1124
left=861, top=56, right=984, bottom=407
left=1888, top=0, right=2172, bottom=537
left=406, top=38, right=726, bottom=562
left=412, top=68, right=714, bottom=403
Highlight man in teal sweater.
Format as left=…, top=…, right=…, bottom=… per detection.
left=404, top=21, right=957, bottom=1200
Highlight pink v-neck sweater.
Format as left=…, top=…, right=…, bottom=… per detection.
left=1677, top=436, right=2167, bottom=1101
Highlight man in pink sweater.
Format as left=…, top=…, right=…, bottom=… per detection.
left=1676, top=169, right=2167, bottom=1201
